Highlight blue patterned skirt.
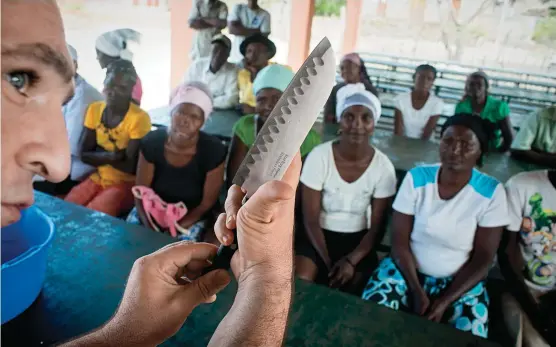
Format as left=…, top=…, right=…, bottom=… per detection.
left=361, top=257, right=489, bottom=338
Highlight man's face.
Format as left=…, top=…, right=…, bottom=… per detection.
left=1, top=0, right=74, bottom=226
left=244, top=42, right=269, bottom=69
left=210, top=42, right=229, bottom=71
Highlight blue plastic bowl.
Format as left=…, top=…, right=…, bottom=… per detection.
left=1, top=206, right=55, bottom=324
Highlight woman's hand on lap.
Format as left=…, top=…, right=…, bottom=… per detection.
left=411, top=290, right=431, bottom=316
left=426, top=298, right=450, bottom=322
left=328, top=258, right=355, bottom=288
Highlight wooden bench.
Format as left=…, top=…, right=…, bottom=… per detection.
left=358, top=52, right=556, bottom=93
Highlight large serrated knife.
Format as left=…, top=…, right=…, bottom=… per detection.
left=206, top=37, right=336, bottom=272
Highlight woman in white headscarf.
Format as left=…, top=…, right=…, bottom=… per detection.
left=295, top=83, right=397, bottom=294
left=95, top=28, right=144, bottom=105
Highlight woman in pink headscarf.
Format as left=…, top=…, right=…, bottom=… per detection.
left=324, top=52, right=379, bottom=123
left=127, top=81, right=226, bottom=242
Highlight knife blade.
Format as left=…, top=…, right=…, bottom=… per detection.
left=205, top=37, right=336, bottom=272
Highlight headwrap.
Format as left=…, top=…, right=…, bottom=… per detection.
left=441, top=113, right=493, bottom=166
left=105, top=60, right=137, bottom=86
left=169, top=81, right=213, bottom=121
left=252, top=64, right=294, bottom=96
left=336, top=83, right=381, bottom=123
left=341, top=53, right=362, bottom=66
left=95, top=29, right=141, bottom=61
left=67, top=44, right=78, bottom=62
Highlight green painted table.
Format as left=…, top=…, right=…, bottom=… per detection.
left=323, top=124, right=547, bottom=183
left=0, top=193, right=500, bottom=346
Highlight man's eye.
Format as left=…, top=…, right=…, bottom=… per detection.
left=6, top=71, right=37, bottom=94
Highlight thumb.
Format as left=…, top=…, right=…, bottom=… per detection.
left=182, top=269, right=231, bottom=306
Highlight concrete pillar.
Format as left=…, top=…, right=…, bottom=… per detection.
left=342, top=0, right=363, bottom=55
left=287, top=0, right=315, bottom=71
left=170, top=0, right=195, bottom=89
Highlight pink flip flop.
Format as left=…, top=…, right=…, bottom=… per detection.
left=132, top=186, right=188, bottom=237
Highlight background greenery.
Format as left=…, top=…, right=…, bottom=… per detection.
left=314, top=0, right=346, bottom=17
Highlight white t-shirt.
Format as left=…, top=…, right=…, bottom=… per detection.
left=394, top=92, right=444, bottom=139
left=227, top=4, right=271, bottom=63
left=505, top=170, right=556, bottom=292
left=300, top=141, right=397, bottom=233
left=183, top=57, right=239, bottom=109
left=393, top=164, right=509, bottom=278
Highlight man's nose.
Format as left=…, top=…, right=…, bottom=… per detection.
left=22, top=103, right=70, bottom=183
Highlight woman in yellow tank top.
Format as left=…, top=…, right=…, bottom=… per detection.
left=65, top=60, right=151, bottom=216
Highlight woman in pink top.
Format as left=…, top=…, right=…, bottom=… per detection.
left=95, top=28, right=143, bottom=105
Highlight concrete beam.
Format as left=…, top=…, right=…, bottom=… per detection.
left=170, top=0, right=195, bottom=90
left=342, top=0, right=363, bottom=55
left=287, top=0, right=315, bottom=71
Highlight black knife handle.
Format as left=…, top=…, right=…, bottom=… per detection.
left=203, top=196, right=247, bottom=274
left=203, top=229, right=238, bottom=273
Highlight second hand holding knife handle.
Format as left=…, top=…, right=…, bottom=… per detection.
left=205, top=229, right=238, bottom=272
left=203, top=196, right=248, bottom=274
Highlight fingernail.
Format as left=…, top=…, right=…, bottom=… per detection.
left=206, top=259, right=213, bottom=265
left=223, top=235, right=229, bottom=244
left=226, top=214, right=233, bottom=224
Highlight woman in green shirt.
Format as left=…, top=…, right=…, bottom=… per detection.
left=455, top=71, right=513, bottom=152
left=227, top=64, right=321, bottom=186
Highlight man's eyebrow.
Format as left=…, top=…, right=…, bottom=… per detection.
left=1, top=43, right=74, bottom=83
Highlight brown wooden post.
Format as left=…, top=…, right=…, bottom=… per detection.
left=342, top=0, right=363, bottom=55
left=170, top=0, right=195, bottom=89
left=287, top=0, right=315, bottom=71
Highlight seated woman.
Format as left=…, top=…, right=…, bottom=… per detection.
left=227, top=64, right=321, bottom=185
left=394, top=64, right=444, bottom=140
left=296, top=84, right=397, bottom=294
left=323, top=53, right=379, bottom=123
left=65, top=60, right=151, bottom=217
left=362, top=114, right=510, bottom=338
left=126, top=82, right=226, bottom=242
left=455, top=71, right=513, bottom=152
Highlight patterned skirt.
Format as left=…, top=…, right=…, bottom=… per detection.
left=361, top=257, right=490, bottom=338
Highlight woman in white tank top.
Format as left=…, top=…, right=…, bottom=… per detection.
left=393, top=64, right=444, bottom=141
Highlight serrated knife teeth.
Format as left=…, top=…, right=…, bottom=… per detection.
left=232, top=37, right=336, bottom=196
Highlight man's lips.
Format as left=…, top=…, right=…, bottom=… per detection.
left=1, top=202, right=32, bottom=224
left=2, top=202, right=32, bottom=211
